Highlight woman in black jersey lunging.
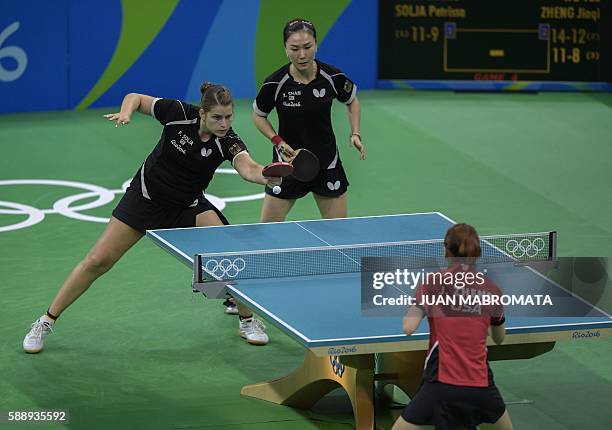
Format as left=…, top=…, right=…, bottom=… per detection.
left=23, top=83, right=278, bottom=353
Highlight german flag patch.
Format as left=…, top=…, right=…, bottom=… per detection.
left=229, top=143, right=242, bottom=156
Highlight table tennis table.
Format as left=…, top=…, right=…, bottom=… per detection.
left=147, top=212, right=612, bottom=429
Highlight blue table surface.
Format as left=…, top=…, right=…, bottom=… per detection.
left=147, top=213, right=455, bottom=265
left=227, top=272, right=612, bottom=348
left=148, top=213, right=612, bottom=348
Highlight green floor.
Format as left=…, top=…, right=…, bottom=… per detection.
left=1, top=90, right=611, bottom=429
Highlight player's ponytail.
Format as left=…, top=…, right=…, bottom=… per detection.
left=200, top=81, right=233, bottom=112
left=444, top=223, right=482, bottom=258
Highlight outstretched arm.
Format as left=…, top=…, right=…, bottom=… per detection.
left=233, top=152, right=281, bottom=187
left=104, top=93, right=156, bottom=127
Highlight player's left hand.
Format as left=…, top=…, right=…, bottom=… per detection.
left=350, top=134, right=366, bottom=160
left=104, top=112, right=131, bottom=128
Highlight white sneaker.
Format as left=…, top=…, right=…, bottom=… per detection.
left=239, top=318, right=269, bottom=345
left=23, top=318, right=53, bottom=353
left=224, top=298, right=238, bottom=315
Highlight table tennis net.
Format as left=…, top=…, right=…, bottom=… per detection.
left=197, top=231, right=556, bottom=282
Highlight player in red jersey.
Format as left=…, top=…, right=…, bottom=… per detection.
left=393, top=223, right=513, bottom=430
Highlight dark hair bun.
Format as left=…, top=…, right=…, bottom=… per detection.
left=200, top=81, right=214, bottom=95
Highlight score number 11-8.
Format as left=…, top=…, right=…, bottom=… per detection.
left=552, top=47, right=581, bottom=63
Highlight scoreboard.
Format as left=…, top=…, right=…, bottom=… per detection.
left=378, top=0, right=611, bottom=90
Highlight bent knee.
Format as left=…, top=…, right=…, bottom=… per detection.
left=260, top=195, right=294, bottom=222
left=81, top=252, right=116, bottom=275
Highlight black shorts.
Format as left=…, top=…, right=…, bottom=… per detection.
left=265, top=162, right=349, bottom=200
left=112, top=187, right=228, bottom=234
left=401, top=381, right=506, bottom=430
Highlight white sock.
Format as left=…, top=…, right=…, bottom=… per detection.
left=40, top=314, right=55, bottom=325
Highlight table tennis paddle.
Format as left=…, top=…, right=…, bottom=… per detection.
left=290, top=149, right=320, bottom=182
left=262, top=161, right=294, bottom=178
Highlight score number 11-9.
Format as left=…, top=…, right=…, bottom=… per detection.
left=395, top=26, right=440, bottom=42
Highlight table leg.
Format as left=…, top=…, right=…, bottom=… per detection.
left=375, top=350, right=427, bottom=399
left=241, top=350, right=376, bottom=429
left=242, top=342, right=556, bottom=429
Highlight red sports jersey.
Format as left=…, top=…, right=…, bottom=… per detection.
left=415, top=264, right=505, bottom=387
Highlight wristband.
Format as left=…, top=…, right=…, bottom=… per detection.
left=351, top=132, right=361, bottom=138
left=271, top=135, right=283, bottom=146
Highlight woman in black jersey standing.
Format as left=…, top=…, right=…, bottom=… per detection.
left=252, top=18, right=366, bottom=222
left=23, top=83, right=277, bottom=353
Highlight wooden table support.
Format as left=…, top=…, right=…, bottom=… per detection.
left=241, top=342, right=556, bottom=429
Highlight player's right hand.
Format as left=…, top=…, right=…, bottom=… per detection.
left=264, top=175, right=282, bottom=187
left=103, top=112, right=131, bottom=128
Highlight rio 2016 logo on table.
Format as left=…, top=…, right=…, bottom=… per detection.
left=327, top=345, right=357, bottom=355
left=572, top=330, right=600, bottom=340
left=329, top=356, right=345, bottom=378
left=0, top=22, right=28, bottom=82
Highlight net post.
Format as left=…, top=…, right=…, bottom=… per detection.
left=192, top=254, right=206, bottom=293
left=548, top=231, right=557, bottom=260
left=192, top=254, right=234, bottom=298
